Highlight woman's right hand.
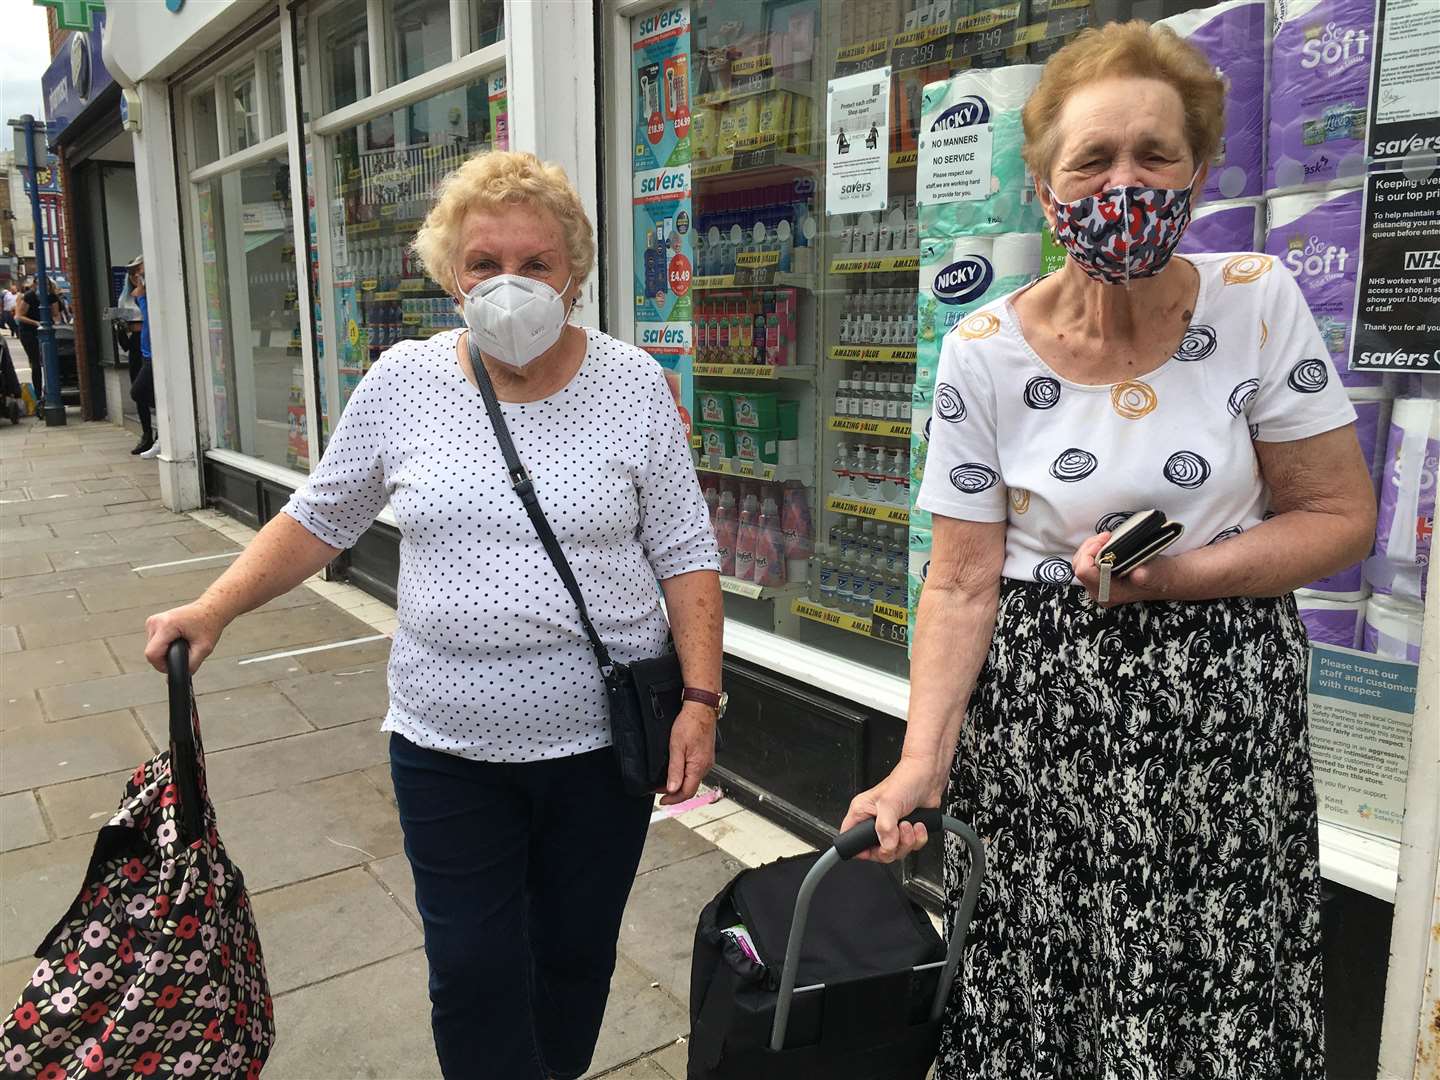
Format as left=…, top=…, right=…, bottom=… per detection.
left=839, top=756, right=944, bottom=864
left=144, top=602, right=225, bottom=674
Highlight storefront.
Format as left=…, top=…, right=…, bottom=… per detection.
left=42, top=6, right=140, bottom=423
left=103, top=0, right=1436, bottom=1071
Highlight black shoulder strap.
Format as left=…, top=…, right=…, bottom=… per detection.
left=467, top=336, right=617, bottom=676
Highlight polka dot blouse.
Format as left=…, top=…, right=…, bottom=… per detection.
left=282, top=327, right=720, bottom=762
left=917, top=253, right=1358, bottom=583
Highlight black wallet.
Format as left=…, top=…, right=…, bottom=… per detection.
left=1095, top=510, right=1184, bottom=601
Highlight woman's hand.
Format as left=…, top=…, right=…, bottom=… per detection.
left=144, top=602, right=226, bottom=674
left=658, top=702, right=716, bottom=805
left=1070, top=532, right=1190, bottom=607
left=839, top=756, right=944, bottom=863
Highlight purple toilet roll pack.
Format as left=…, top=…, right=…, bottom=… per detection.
left=1298, top=596, right=1363, bottom=649
left=1268, top=0, right=1374, bottom=190
left=1265, top=187, right=1378, bottom=389
left=1158, top=0, right=1268, bottom=201
left=1368, top=398, right=1438, bottom=604
left=1178, top=199, right=1264, bottom=255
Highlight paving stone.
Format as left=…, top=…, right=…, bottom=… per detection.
left=585, top=955, right=692, bottom=1078
left=175, top=529, right=242, bottom=555
left=251, top=867, right=422, bottom=995
left=73, top=564, right=227, bottom=612
left=0, top=589, right=87, bottom=624
left=40, top=654, right=288, bottom=720
left=273, top=666, right=390, bottom=729
left=637, top=818, right=717, bottom=877
left=650, top=1040, right=689, bottom=1078
left=263, top=949, right=440, bottom=1079
left=0, top=791, right=49, bottom=852
left=0, top=525, right=55, bottom=545
left=201, top=721, right=390, bottom=802
left=214, top=772, right=406, bottom=894
left=1, top=552, right=51, bottom=578
left=296, top=635, right=392, bottom=673
left=48, top=508, right=180, bottom=539
left=1, top=957, right=36, bottom=1008
left=133, top=684, right=312, bottom=753
left=0, top=710, right=154, bottom=794
left=1, top=639, right=121, bottom=693
left=36, top=770, right=131, bottom=839
left=108, top=602, right=379, bottom=674
left=13, top=601, right=167, bottom=650
left=0, top=560, right=136, bottom=600
left=620, top=849, right=746, bottom=1003
left=366, top=854, right=418, bottom=926
left=361, top=762, right=397, bottom=807
left=46, top=534, right=196, bottom=572
left=596, top=1057, right=675, bottom=1079
left=0, top=692, right=44, bottom=729
left=107, top=519, right=234, bottom=543
left=17, top=503, right=112, bottom=526
left=0, top=835, right=95, bottom=963
left=0, top=626, right=19, bottom=653
left=693, top=808, right=813, bottom=867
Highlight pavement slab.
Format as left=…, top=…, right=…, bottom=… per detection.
left=0, top=790, right=49, bottom=852
left=35, top=769, right=133, bottom=839
left=585, top=954, right=691, bottom=1078
left=133, top=684, right=313, bottom=753
left=2, top=639, right=122, bottom=693
left=0, top=834, right=96, bottom=964
left=272, top=666, right=391, bottom=729
left=0, top=709, right=154, bottom=794
left=200, top=721, right=391, bottom=802
left=0, top=691, right=44, bottom=729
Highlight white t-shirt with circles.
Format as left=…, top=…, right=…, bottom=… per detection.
left=282, top=327, right=719, bottom=762
left=916, top=253, right=1357, bottom=584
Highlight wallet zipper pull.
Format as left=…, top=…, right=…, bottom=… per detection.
left=1098, top=553, right=1114, bottom=604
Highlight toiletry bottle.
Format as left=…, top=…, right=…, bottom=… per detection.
left=714, top=492, right=737, bottom=576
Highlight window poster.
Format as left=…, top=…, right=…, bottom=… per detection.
left=1307, top=644, right=1417, bottom=841
left=1366, top=0, right=1440, bottom=163
left=1349, top=168, right=1440, bottom=375
left=632, top=3, right=694, bottom=434
left=826, top=67, right=891, bottom=215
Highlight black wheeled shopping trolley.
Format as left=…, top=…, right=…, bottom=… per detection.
left=688, top=811, right=985, bottom=1079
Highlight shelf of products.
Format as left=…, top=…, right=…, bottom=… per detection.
left=825, top=496, right=910, bottom=526
left=791, top=598, right=908, bottom=648
left=828, top=416, right=911, bottom=439
left=721, top=576, right=809, bottom=601
left=697, top=458, right=810, bottom=484
left=692, top=363, right=815, bottom=380
left=827, top=345, right=918, bottom=363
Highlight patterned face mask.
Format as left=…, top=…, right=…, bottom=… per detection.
left=1045, top=173, right=1198, bottom=285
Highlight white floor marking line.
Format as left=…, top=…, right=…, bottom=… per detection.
left=131, top=552, right=242, bottom=572
left=236, top=634, right=390, bottom=665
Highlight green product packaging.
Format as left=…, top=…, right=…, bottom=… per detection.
left=777, top=399, right=801, bottom=440
left=698, top=388, right=733, bottom=426
left=698, top=425, right=734, bottom=459
left=731, top=390, right=780, bottom=429
left=732, top=427, right=781, bottom=464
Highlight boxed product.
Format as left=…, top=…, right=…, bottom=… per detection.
left=732, top=390, right=780, bottom=429
left=692, top=106, right=721, bottom=160
left=757, top=92, right=793, bottom=146
left=733, top=427, right=781, bottom=464
left=698, top=425, right=735, bottom=459
left=698, top=388, right=733, bottom=426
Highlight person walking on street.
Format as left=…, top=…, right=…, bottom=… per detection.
left=1, top=284, right=18, bottom=335
left=843, top=21, right=1375, bottom=1079
left=15, top=276, right=62, bottom=414
left=143, top=150, right=724, bottom=1080
left=121, top=257, right=157, bottom=455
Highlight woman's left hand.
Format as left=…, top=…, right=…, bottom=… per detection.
left=658, top=702, right=717, bottom=805
left=1070, top=532, right=1188, bottom=607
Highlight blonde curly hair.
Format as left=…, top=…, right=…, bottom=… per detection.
left=411, top=150, right=595, bottom=292
left=1022, top=20, right=1227, bottom=183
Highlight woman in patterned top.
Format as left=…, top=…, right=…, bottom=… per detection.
left=145, top=152, right=723, bottom=1079
left=843, top=21, right=1374, bottom=1080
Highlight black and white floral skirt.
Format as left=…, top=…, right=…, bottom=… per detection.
left=937, top=581, right=1324, bottom=1080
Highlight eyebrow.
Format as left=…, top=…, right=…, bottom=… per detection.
left=463, top=247, right=559, bottom=261
left=1064, top=133, right=1185, bottom=161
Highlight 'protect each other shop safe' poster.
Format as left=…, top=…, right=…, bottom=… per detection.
left=826, top=68, right=890, bottom=215
left=632, top=2, right=694, bottom=434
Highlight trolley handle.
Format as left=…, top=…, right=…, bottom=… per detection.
left=769, top=812, right=986, bottom=1052
left=166, top=639, right=206, bottom=845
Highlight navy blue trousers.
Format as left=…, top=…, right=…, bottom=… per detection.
left=389, top=734, right=653, bottom=1080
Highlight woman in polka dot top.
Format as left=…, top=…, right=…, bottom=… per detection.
left=842, top=22, right=1375, bottom=1080
left=144, top=152, right=722, bottom=1079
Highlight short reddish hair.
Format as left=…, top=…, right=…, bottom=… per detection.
left=1022, top=20, right=1226, bottom=182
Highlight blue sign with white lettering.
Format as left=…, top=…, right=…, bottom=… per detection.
left=41, top=8, right=115, bottom=143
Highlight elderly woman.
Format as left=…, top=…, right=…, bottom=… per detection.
left=145, top=151, right=723, bottom=1079
left=843, top=21, right=1374, bottom=1079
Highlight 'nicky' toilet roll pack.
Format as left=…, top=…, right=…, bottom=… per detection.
left=1267, top=0, right=1374, bottom=191
left=1158, top=0, right=1268, bottom=201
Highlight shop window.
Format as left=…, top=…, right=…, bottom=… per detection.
left=470, top=0, right=505, bottom=50
left=263, top=45, right=287, bottom=138
left=194, top=154, right=309, bottom=472
left=227, top=67, right=260, bottom=152
left=319, top=0, right=372, bottom=112
left=322, top=80, right=496, bottom=416
left=190, top=87, right=221, bottom=169
left=387, top=0, right=453, bottom=84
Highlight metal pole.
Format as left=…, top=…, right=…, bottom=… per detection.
left=22, top=115, right=65, bottom=426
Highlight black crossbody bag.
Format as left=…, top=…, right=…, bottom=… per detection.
left=469, top=339, right=684, bottom=796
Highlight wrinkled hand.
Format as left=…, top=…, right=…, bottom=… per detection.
left=659, top=702, right=717, bottom=805
left=839, top=757, right=943, bottom=863
left=144, top=602, right=225, bottom=674
left=1070, top=532, right=1183, bottom=608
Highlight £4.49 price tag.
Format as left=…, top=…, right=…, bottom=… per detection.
left=668, top=254, right=692, bottom=296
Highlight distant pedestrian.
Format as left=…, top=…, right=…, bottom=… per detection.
left=120, top=256, right=157, bottom=455
left=142, top=151, right=724, bottom=1080
left=15, top=276, right=62, bottom=414
left=1, top=284, right=18, bottom=334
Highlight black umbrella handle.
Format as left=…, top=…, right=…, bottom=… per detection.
left=166, top=639, right=207, bottom=845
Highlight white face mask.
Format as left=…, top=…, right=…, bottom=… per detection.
left=457, top=272, right=572, bottom=369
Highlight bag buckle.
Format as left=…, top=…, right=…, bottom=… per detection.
left=509, top=466, right=533, bottom=497
left=1097, top=552, right=1115, bottom=604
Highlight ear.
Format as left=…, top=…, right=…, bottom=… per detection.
left=1035, top=173, right=1057, bottom=234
